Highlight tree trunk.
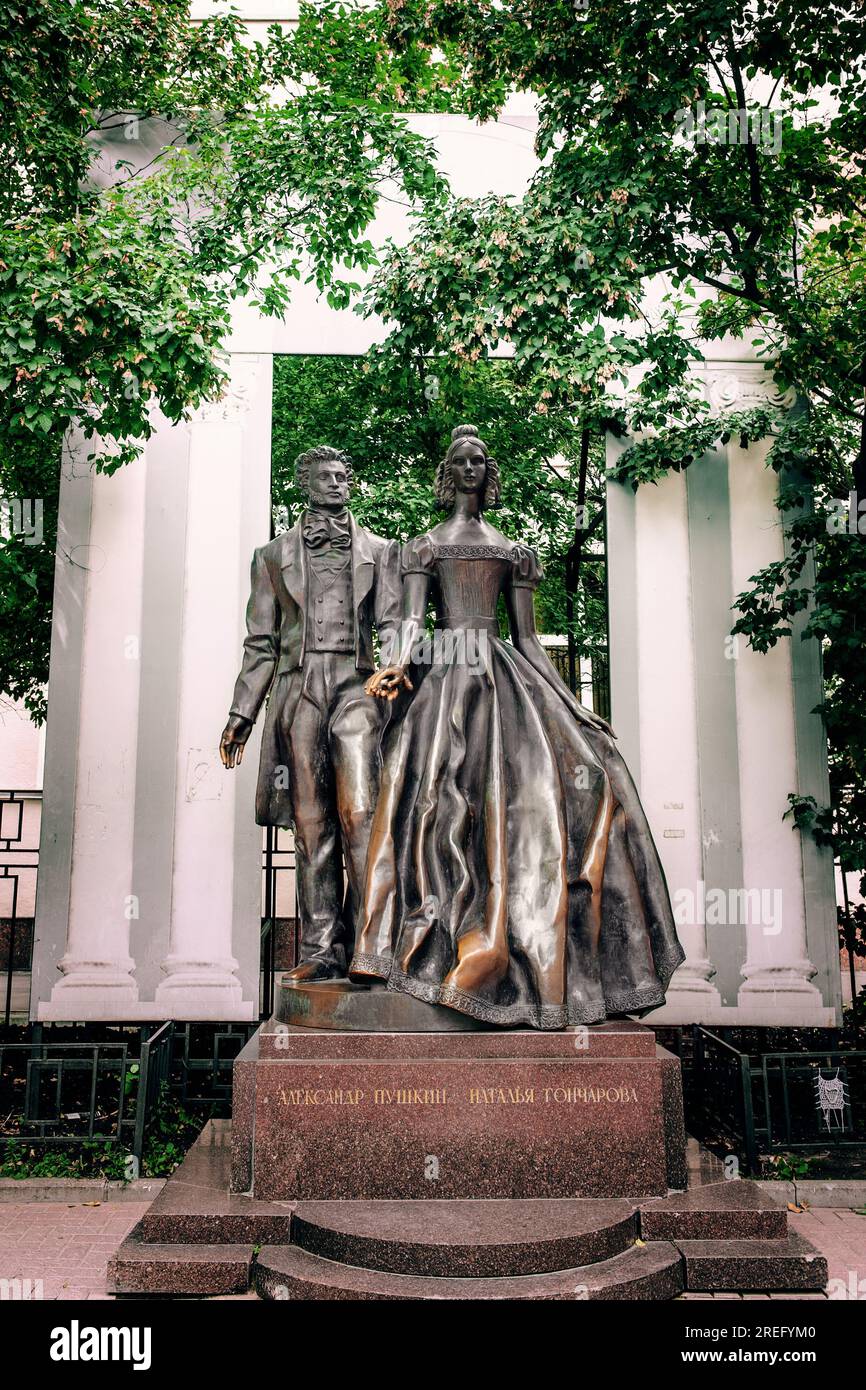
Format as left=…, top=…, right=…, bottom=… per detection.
left=565, top=427, right=591, bottom=693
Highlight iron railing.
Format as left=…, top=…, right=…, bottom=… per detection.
left=0, top=1022, right=258, bottom=1168
left=758, top=1049, right=866, bottom=1150
left=1, top=1023, right=169, bottom=1164
left=130, top=1021, right=174, bottom=1163
left=172, top=1023, right=257, bottom=1108
left=0, top=790, right=40, bottom=1027
left=691, top=1026, right=760, bottom=1173
left=691, top=1026, right=866, bottom=1175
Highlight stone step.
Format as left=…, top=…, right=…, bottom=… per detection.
left=253, top=1240, right=684, bottom=1301
left=139, top=1199, right=295, bottom=1246
left=137, top=1142, right=296, bottom=1245
left=108, top=1234, right=254, bottom=1297
left=639, top=1180, right=788, bottom=1241
left=676, top=1232, right=828, bottom=1292
left=291, top=1198, right=638, bottom=1277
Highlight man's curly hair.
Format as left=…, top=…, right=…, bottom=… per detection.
left=434, top=424, right=500, bottom=510
left=295, top=444, right=353, bottom=495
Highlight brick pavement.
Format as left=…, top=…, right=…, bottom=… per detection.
left=794, top=1206, right=866, bottom=1299
left=0, top=1201, right=151, bottom=1301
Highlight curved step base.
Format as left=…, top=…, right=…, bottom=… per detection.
left=253, top=1240, right=683, bottom=1301
left=291, top=1198, right=637, bottom=1277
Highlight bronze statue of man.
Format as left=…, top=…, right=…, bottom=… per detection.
left=220, top=445, right=400, bottom=982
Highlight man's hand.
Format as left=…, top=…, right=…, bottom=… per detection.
left=220, top=713, right=253, bottom=768
left=364, top=666, right=413, bottom=701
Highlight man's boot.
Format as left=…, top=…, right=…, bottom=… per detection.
left=283, top=913, right=348, bottom=983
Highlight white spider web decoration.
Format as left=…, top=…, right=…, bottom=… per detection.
left=815, top=1069, right=848, bottom=1133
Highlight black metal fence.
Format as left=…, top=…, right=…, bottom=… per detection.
left=130, top=1022, right=173, bottom=1163
left=0, top=1025, right=166, bottom=1166
left=0, top=790, right=40, bottom=1027
left=0, top=1022, right=257, bottom=1169
left=691, top=1026, right=866, bottom=1175
left=172, top=1023, right=258, bottom=1108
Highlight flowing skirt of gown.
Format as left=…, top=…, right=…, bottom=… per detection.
left=351, top=634, right=685, bottom=1030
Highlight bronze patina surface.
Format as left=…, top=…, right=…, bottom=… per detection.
left=276, top=978, right=487, bottom=1032
left=224, top=427, right=683, bottom=1030
left=221, top=445, right=400, bottom=983
left=354, top=424, right=685, bottom=1029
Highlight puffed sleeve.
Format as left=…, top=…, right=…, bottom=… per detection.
left=510, top=544, right=543, bottom=589
left=401, top=533, right=436, bottom=576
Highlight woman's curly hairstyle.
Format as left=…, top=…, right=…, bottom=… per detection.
left=294, top=444, right=354, bottom=494
left=434, top=424, right=501, bottom=510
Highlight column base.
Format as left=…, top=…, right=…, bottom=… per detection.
left=645, top=960, right=723, bottom=1022
left=665, top=959, right=723, bottom=998
left=154, top=956, right=254, bottom=1020
left=739, top=961, right=824, bottom=1001
left=38, top=957, right=139, bottom=1019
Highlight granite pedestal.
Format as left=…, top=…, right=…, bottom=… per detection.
left=231, top=1013, right=686, bottom=1201
left=108, top=984, right=828, bottom=1299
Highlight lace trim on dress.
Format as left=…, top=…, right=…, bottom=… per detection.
left=374, top=959, right=686, bottom=1030
left=387, top=967, right=635, bottom=1029
left=432, top=544, right=514, bottom=561
left=350, top=952, right=392, bottom=980
left=352, top=940, right=685, bottom=1028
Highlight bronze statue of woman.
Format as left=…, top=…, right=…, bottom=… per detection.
left=350, top=424, right=684, bottom=1029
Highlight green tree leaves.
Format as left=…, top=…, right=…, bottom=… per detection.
left=0, top=0, right=444, bottom=718
left=348, top=0, right=866, bottom=876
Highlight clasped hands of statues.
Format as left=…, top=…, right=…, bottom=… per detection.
left=220, top=658, right=611, bottom=776
left=364, top=659, right=614, bottom=739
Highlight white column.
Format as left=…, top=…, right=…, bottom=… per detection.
left=155, top=356, right=269, bottom=1018
left=634, top=469, right=722, bottom=1019
left=41, top=431, right=144, bottom=1017
left=715, top=382, right=824, bottom=1019
left=35, top=360, right=269, bottom=1022
left=606, top=335, right=839, bottom=1026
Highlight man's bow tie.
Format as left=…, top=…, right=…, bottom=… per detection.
left=302, top=512, right=352, bottom=551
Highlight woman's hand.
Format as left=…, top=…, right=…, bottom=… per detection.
left=556, top=681, right=616, bottom=738
left=576, top=706, right=616, bottom=739
left=513, top=630, right=615, bottom=739
left=365, top=666, right=414, bottom=701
